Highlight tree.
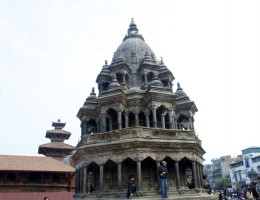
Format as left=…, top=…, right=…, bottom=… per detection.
left=215, top=178, right=231, bottom=189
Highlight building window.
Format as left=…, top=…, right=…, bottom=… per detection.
left=245, top=159, right=250, bottom=168
left=257, top=165, right=260, bottom=173
left=234, top=174, right=238, bottom=182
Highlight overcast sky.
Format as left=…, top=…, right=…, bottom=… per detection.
left=0, top=0, right=259, bottom=164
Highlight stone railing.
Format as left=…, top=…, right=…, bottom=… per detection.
left=80, top=127, right=201, bottom=146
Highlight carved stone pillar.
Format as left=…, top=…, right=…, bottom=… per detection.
left=99, top=164, right=104, bottom=192
left=123, top=73, right=126, bottom=84
left=137, top=161, right=142, bottom=193
left=152, top=106, right=157, bottom=128
left=135, top=113, right=139, bottom=126
left=196, top=163, right=201, bottom=188
left=161, top=114, right=165, bottom=129
left=83, top=165, right=87, bottom=193
left=101, top=113, right=106, bottom=133
left=192, top=161, right=198, bottom=188
left=125, top=113, right=129, bottom=128
left=145, top=112, right=150, bottom=128
left=189, top=117, right=193, bottom=130
left=117, top=162, right=122, bottom=192
left=117, top=110, right=122, bottom=130
left=175, top=161, right=181, bottom=190
left=144, top=73, right=147, bottom=83
left=75, top=169, right=79, bottom=193
left=174, top=118, right=178, bottom=130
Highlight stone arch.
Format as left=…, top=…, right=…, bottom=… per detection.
left=87, top=162, right=100, bottom=191
left=99, top=82, right=110, bottom=92
left=179, top=157, right=193, bottom=188
left=116, top=72, right=124, bottom=84
left=141, top=156, right=157, bottom=190
left=156, top=105, right=169, bottom=128
left=161, top=156, right=176, bottom=190
left=147, top=72, right=154, bottom=83
left=122, top=157, right=137, bottom=189
left=86, top=119, right=97, bottom=134
left=107, top=108, right=118, bottom=131
left=128, top=112, right=135, bottom=127
left=103, top=159, right=118, bottom=191
left=177, top=113, right=189, bottom=130
left=138, top=110, right=146, bottom=127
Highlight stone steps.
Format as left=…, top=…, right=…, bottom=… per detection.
left=74, top=191, right=218, bottom=200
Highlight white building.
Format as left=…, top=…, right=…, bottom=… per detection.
left=230, top=146, right=260, bottom=189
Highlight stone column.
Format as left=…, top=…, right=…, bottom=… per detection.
left=83, top=122, right=87, bottom=135
left=101, top=113, right=106, bottom=133
left=174, top=118, right=178, bottom=130
left=75, top=169, right=79, bottom=193
left=117, top=110, right=122, bottom=130
left=196, top=163, right=201, bottom=188
left=137, top=161, right=142, bottom=193
left=117, top=162, right=122, bottom=192
left=79, top=167, right=82, bottom=193
left=123, top=73, right=126, bottom=84
left=145, top=112, right=150, bottom=128
left=135, top=113, right=139, bottom=126
left=157, top=161, right=160, bottom=189
left=152, top=106, right=157, bottom=128
left=175, top=161, right=181, bottom=190
left=192, top=161, right=198, bottom=188
left=169, top=110, right=174, bottom=129
left=83, top=165, right=87, bottom=193
left=144, top=74, right=147, bottom=83
left=161, top=114, right=165, bottom=129
left=188, top=117, right=193, bottom=130
left=125, top=113, right=129, bottom=128
left=99, top=164, right=104, bottom=192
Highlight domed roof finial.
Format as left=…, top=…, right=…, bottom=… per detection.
left=177, top=82, right=182, bottom=90
left=91, top=87, right=95, bottom=94
left=128, top=18, right=138, bottom=36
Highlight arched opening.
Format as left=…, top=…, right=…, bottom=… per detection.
left=122, top=158, right=137, bottom=190
left=156, top=105, right=168, bottom=128
left=179, top=157, right=193, bottom=189
left=139, top=111, right=146, bottom=127
left=128, top=112, right=135, bottom=127
left=161, top=157, right=176, bottom=190
left=141, top=157, right=157, bottom=190
left=177, top=114, right=189, bottom=130
left=86, top=119, right=97, bottom=134
left=147, top=72, right=154, bottom=83
left=107, top=108, right=118, bottom=131
left=104, top=159, right=118, bottom=191
left=87, top=162, right=100, bottom=191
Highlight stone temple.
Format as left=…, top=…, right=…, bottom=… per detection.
left=73, top=19, right=216, bottom=199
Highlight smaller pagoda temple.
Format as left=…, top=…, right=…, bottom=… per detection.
left=38, top=119, right=76, bottom=161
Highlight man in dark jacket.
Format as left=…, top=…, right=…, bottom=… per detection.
left=157, top=160, right=169, bottom=199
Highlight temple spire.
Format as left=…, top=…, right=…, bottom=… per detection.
left=128, top=18, right=138, bottom=35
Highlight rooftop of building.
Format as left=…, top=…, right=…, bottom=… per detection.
left=0, top=155, right=75, bottom=172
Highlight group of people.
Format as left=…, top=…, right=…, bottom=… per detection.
left=125, top=160, right=213, bottom=199
left=217, top=177, right=260, bottom=200
left=125, top=160, right=169, bottom=199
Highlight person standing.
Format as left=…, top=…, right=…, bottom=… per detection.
left=125, top=174, right=136, bottom=200
left=252, top=181, right=259, bottom=199
left=202, top=174, right=212, bottom=194
left=157, top=160, right=169, bottom=199
left=256, top=177, right=260, bottom=199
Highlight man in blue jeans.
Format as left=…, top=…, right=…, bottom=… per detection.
left=157, top=160, right=169, bottom=199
